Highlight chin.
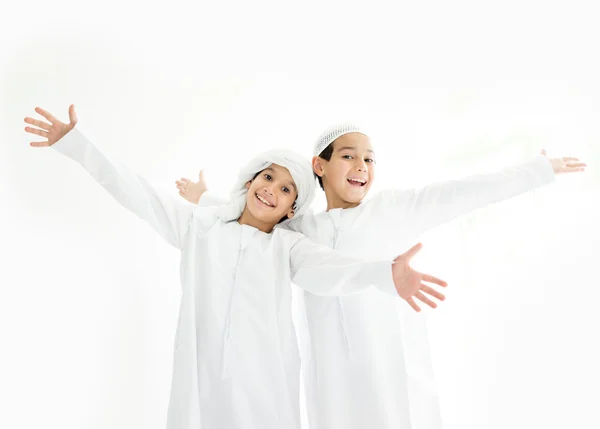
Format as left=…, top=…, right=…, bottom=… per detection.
left=343, top=193, right=365, bottom=204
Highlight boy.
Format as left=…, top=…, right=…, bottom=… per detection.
left=177, top=123, right=585, bottom=429
left=24, top=108, right=447, bottom=429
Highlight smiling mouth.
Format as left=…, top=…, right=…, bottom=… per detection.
left=347, top=178, right=367, bottom=187
left=255, top=193, right=274, bottom=207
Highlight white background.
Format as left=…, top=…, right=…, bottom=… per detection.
left=1, top=1, right=599, bottom=428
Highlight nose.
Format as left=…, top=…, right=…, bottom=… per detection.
left=356, top=159, right=368, bottom=172
left=263, top=187, right=274, bottom=196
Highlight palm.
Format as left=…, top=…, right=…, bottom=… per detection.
left=540, top=149, right=587, bottom=174
left=176, top=171, right=208, bottom=204
left=392, top=243, right=448, bottom=312
left=393, top=261, right=423, bottom=298
left=24, top=105, right=78, bottom=147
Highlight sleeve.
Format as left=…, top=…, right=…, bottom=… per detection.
left=369, top=155, right=556, bottom=236
left=290, top=236, right=398, bottom=297
left=52, top=127, right=194, bottom=249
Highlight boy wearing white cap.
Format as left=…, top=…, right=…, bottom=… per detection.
left=178, top=122, right=585, bottom=429
left=24, top=106, right=448, bottom=429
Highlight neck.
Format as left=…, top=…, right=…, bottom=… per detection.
left=237, top=208, right=276, bottom=233
left=323, top=187, right=361, bottom=211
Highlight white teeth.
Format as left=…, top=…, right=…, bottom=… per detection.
left=256, top=194, right=273, bottom=207
left=348, top=178, right=366, bottom=184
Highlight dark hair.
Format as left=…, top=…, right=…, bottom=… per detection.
left=250, top=170, right=297, bottom=224
left=315, top=143, right=334, bottom=190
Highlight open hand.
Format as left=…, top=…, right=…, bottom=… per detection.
left=541, top=149, right=587, bottom=174
left=391, top=243, right=448, bottom=312
left=24, top=105, right=78, bottom=147
left=176, top=171, right=207, bottom=204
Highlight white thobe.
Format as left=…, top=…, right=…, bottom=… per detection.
left=283, top=156, right=556, bottom=429
left=51, top=128, right=399, bottom=429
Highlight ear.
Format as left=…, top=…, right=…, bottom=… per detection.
left=286, top=209, right=295, bottom=220
left=312, top=156, right=326, bottom=178
left=245, top=180, right=252, bottom=189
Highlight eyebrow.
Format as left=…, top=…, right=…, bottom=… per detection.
left=336, top=146, right=375, bottom=154
left=263, top=167, right=298, bottom=193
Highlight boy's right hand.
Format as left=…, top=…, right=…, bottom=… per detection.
left=176, top=170, right=207, bottom=204
left=24, top=105, right=78, bottom=147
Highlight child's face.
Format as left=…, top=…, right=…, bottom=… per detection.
left=244, top=164, right=298, bottom=225
left=314, top=132, right=375, bottom=207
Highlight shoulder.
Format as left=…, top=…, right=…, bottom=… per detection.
left=272, top=227, right=307, bottom=249
left=191, top=205, right=221, bottom=235
left=363, top=188, right=416, bottom=210
left=277, top=209, right=318, bottom=234
left=273, top=227, right=306, bottom=240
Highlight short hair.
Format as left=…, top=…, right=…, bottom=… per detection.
left=315, top=142, right=334, bottom=190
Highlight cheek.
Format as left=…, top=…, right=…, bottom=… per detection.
left=367, top=162, right=375, bottom=175
left=251, top=178, right=268, bottom=192
left=282, top=193, right=296, bottom=208
left=332, top=163, right=350, bottom=181
left=275, top=192, right=295, bottom=212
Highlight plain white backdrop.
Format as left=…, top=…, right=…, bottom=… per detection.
left=1, top=1, right=599, bottom=428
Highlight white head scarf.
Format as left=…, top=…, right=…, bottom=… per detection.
left=216, top=149, right=316, bottom=224
left=313, top=123, right=367, bottom=157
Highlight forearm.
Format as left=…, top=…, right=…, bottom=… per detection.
left=385, top=155, right=556, bottom=233
left=290, top=238, right=398, bottom=297
left=53, top=127, right=192, bottom=248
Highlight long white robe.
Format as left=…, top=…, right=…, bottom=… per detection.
left=282, top=156, right=556, bottom=429
left=51, top=128, right=399, bottom=429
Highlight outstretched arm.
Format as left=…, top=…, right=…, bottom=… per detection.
left=370, top=152, right=586, bottom=237
left=290, top=239, right=447, bottom=312
left=25, top=105, right=194, bottom=249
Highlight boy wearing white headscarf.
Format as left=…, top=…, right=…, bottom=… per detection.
left=179, top=123, right=585, bottom=429
left=24, top=106, right=448, bottom=429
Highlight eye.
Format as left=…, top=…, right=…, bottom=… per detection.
left=282, top=187, right=290, bottom=194
left=365, top=158, right=375, bottom=163
left=342, top=155, right=353, bottom=160
left=264, top=173, right=272, bottom=181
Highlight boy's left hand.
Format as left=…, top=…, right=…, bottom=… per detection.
left=391, top=243, right=448, bottom=312
left=176, top=171, right=207, bottom=204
